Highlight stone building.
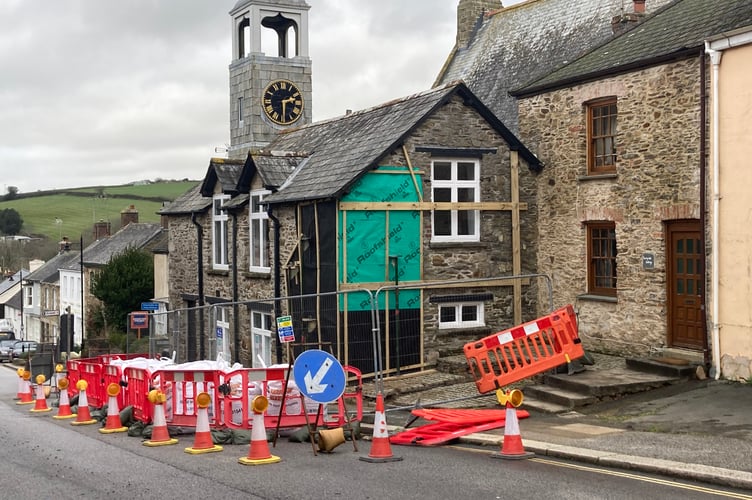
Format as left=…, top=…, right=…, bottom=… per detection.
left=509, top=0, right=752, bottom=375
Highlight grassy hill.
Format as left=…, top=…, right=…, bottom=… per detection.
left=0, top=180, right=199, bottom=250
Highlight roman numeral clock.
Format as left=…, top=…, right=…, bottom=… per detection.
left=262, top=79, right=304, bottom=125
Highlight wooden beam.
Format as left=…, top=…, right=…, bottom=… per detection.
left=511, top=151, right=522, bottom=325
left=338, top=278, right=531, bottom=291
left=339, top=201, right=527, bottom=211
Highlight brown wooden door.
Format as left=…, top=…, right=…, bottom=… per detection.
left=666, top=221, right=705, bottom=349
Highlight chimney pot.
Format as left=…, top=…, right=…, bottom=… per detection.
left=634, top=0, right=646, bottom=14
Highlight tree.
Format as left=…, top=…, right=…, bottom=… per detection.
left=4, top=186, right=18, bottom=201
left=0, top=208, right=23, bottom=235
left=89, top=246, right=154, bottom=335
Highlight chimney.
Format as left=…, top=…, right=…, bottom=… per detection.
left=120, top=204, right=139, bottom=227
left=456, top=0, right=501, bottom=49
left=633, top=0, right=646, bottom=14
left=93, top=219, right=111, bottom=240
left=58, top=236, right=71, bottom=253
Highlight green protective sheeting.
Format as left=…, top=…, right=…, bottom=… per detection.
left=339, top=166, right=422, bottom=312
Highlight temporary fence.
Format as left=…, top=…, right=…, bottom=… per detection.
left=463, top=304, right=584, bottom=394
left=63, top=354, right=364, bottom=433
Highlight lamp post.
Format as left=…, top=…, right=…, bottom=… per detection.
left=19, top=268, right=24, bottom=341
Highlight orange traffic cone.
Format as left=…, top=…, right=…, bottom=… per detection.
left=360, top=393, right=402, bottom=463
left=239, top=395, right=280, bottom=466
left=30, top=374, right=52, bottom=413
left=16, top=370, right=34, bottom=405
left=143, top=389, right=178, bottom=447
left=99, top=383, right=128, bottom=434
left=185, top=392, right=222, bottom=454
left=71, top=379, right=97, bottom=425
left=492, top=389, right=534, bottom=460
left=15, top=367, right=26, bottom=400
left=53, top=377, right=76, bottom=420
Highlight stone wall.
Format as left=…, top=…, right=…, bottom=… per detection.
left=518, top=57, right=703, bottom=356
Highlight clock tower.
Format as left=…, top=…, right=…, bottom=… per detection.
left=228, top=0, right=312, bottom=158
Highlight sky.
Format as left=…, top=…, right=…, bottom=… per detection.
left=0, top=0, right=522, bottom=194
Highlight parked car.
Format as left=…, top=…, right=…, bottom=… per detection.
left=9, top=340, right=37, bottom=361
left=0, top=339, right=16, bottom=361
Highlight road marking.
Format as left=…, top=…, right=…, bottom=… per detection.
left=446, top=445, right=752, bottom=499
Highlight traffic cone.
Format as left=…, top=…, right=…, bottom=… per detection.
left=239, top=395, right=280, bottom=466
left=15, top=367, right=26, bottom=400
left=30, top=374, right=52, bottom=413
left=53, top=377, right=76, bottom=420
left=71, top=379, right=97, bottom=425
left=99, top=383, right=128, bottom=433
left=185, top=392, right=222, bottom=454
left=492, top=389, right=534, bottom=460
left=143, top=389, right=178, bottom=447
left=16, top=370, right=34, bottom=405
left=360, top=393, right=402, bottom=463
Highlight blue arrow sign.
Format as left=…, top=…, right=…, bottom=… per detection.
left=293, top=350, right=346, bottom=404
left=141, top=301, right=160, bottom=311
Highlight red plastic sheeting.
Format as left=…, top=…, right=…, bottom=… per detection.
left=391, top=409, right=530, bottom=446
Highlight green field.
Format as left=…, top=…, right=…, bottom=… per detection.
left=0, top=181, right=199, bottom=243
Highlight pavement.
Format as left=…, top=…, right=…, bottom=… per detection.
left=361, top=360, right=752, bottom=491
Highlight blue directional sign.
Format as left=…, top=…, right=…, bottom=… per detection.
left=293, top=350, right=346, bottom=404
left=141, top=301, right=160, bottom=311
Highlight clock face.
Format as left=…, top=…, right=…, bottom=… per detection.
left=262, top=79, right=304, bottom=125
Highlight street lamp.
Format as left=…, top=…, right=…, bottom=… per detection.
left=19, top=268, right=24, bottom=341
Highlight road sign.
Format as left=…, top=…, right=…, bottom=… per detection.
left=293, top=350, right=346, bottom=404
left=130, top=312, right=149, bottom=329
left=141, top=301, right=160, bottom=311
left=276, top=315, right=295, bottom=343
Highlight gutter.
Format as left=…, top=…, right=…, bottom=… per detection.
left=191, top=213, right=205, bottom=361
left=268, top=206, right=283, bottom=364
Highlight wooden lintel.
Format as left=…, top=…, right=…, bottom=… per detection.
left=338, top=201, right=527, bottom=211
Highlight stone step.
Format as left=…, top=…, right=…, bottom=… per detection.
left=543, top=366, right=681, bottom=399
left=523, top=384, right=598, bottom=410
left=625, top=357, right=700, bottom=379
left=519, top=395, right=573, bottom=414
left=435, top=354, right=474, bottom=379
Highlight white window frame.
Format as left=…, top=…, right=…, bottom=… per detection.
left=251, top=311, right=273, bottom=368
left=212, top=194, right=230, bottom=270
left=438, top=302, right=485, bottom=329
left=431, top=158, right=480, bottom=242
left=249, top=189, right=271, bottom=273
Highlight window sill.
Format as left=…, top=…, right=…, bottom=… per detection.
left=578, top=173, right=618, bottom=182
left=576, top=293, right=617, bottom=304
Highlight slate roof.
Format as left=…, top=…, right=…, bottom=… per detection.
left=159, top=183, right=211, bottom=216
left=24, top=251, right=79, bottom=284
left=0, top=270, right=25, bottom=295
left=513, top=0, right=752, bottom=96
left=435, top=0, right=674, bottom=133
left=80, top=222, right=163, bottom=267
left=263, top=81, right=541, bottom=205
left=200, top=158, right=245, bottom=197
left=241, top=153, right=305, bottom=191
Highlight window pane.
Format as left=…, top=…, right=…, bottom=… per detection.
left=457, top=162, right=475, bottom=181
left=457, top=187, right=474, bottom=203
left=440, top=306, right=456, bottom=323
left=433, top=187, right=451, bottom=202
left=457, top=209, right=476, bottom=236
left=433, top=162, right=451, bottom=180
left=461, top=305, right=477, bottom=322
left=434, top=211, right=451, bottom=236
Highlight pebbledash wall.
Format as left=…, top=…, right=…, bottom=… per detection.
left=518, top=57, right=704, bottom=356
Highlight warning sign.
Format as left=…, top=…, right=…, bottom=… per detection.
left=276, top=315, right=295, bottom=343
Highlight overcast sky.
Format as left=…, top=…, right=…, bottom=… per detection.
left=0, top=1, right=521, bottom=194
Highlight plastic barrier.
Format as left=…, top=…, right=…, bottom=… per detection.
left=123, top=366, right=153, bottom=423
left=66, top=359, right=81, bottom=393
left=463, top=304, right=584, bottom=394
left=151, top=368, right=223, bottom=428
left=76, top=359, right=106, bottom=408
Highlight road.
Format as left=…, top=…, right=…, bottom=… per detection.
left=0, top=367, right=749, bottom=499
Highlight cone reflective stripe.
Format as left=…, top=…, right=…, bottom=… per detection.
left=30, top=374, right=52, bottom=413
left=16, top=370, right=34, bottom=405
left=239, top=395, right=280, bottom=466
left=71, top=379, right=97, bottom=425
left=53, top=377, right=76, bottom=420
left=360, top=393, right=402, bottom=463
left=144, top=390, right=178, bottom=447
left=492, top=389, right=534, bottom=460
left=185, top=392, right=222, bottom=454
